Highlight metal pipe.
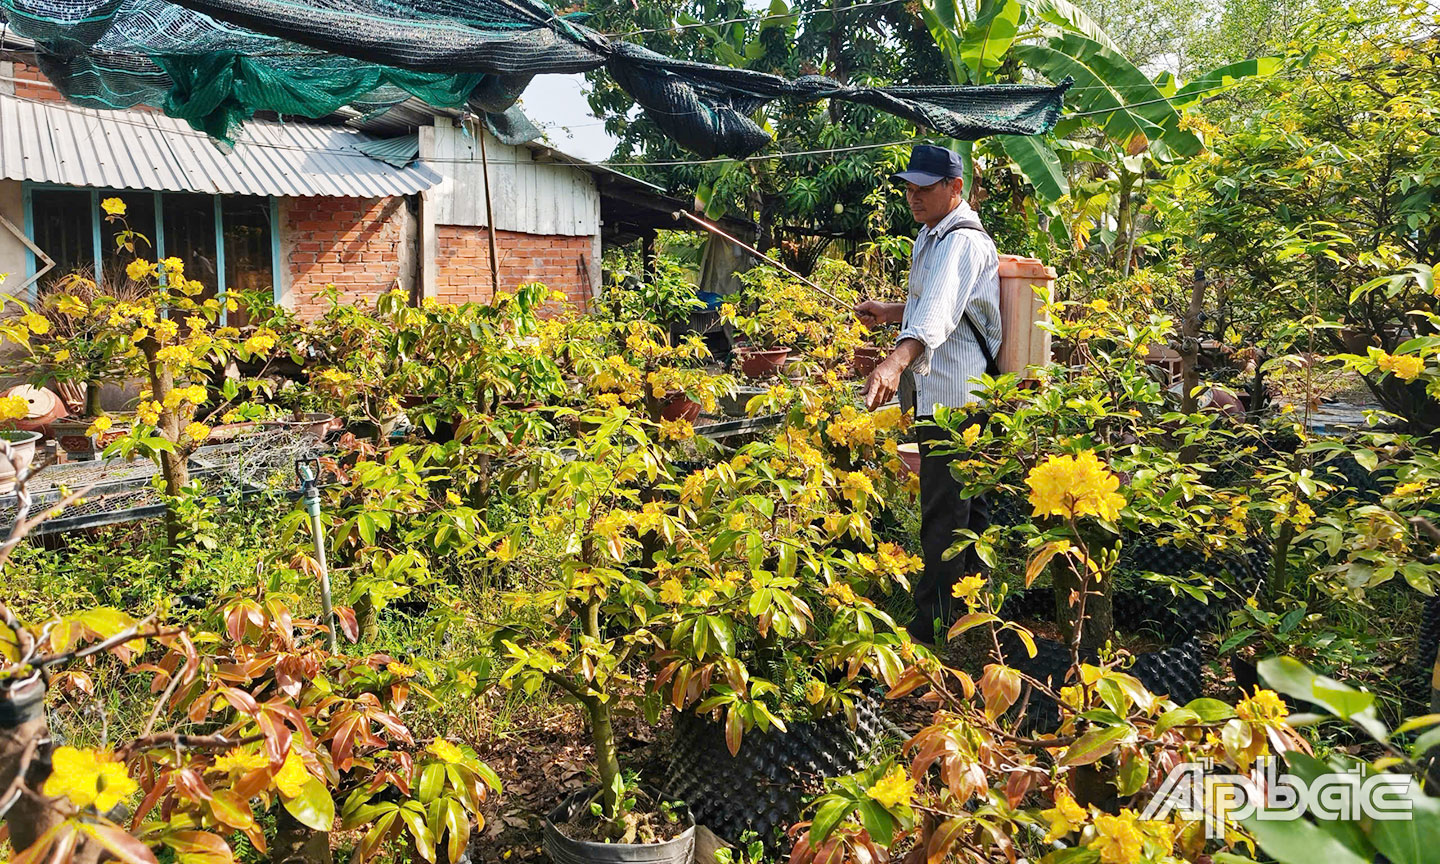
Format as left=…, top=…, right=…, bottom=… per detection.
left=297, top=462, right=336, bottom=651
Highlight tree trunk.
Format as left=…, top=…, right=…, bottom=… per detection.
left=1054, top=526, right=1114, bottom=654
left=0, top=678, right=102, bottom=864
left=141, top=340, right=189, bottom=552
left=580, top=596, right=623, bottom=836
left=354, top=590, right=380, bottom=643
left=271, top=805, right=333, bottom=864
left=83, top=381, right=103, bottom=417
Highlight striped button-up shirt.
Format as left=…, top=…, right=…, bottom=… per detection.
left=897, top=201, right=1002, bottom=415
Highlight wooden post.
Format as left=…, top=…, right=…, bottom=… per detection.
left=477, top=122, right=501, bottom=303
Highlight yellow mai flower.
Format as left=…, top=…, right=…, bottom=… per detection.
left=427, top=739, right=466, bottom=764
left=1089, top=298, right=1110, bottom=313
left=86, top=415, right=114, bottom=437
left=184, top=422, right=210, bottom=443
left=135, top=399, right=162, bottom=426
left=1026, top=450, right=1125, bottom=522
left=1237, top=688, right=1289, bottom=724
left=155, top=345, right=193, bottom=367
left=101, top=197, right=126, bottom=217
left=243, top=329, right=278, bottom=354
left=961, top=423, right=981, bottom=446
left=43, top=747, right=136, bottom=812
left=23, top=312, right=50, bottom=335
left=659, top=578, right=685, bottom=605
left=272, top=750, right=311, bottom=798
left=951, top=574, right=986, bottom=605
left=213, top=747, right=268, bottom=776
left=1042, top=788, right=1088, bottom=842
left=387, top=660, right=417, bottom=678
left=1375, top=351, right=1422, bottom=382
left=1393, top=481, right=1426, bottom=496
left=1089, top=811, right=1145, bottom=864
left=805, top=680, right=825, bottom=704
left=864, top=765, right=914, bottom=810
left=125, top=259, right=153, bottom=283
left=0, top=394, right=28, bottom=423
left=840, top=471, right=875, bottom=506
left=659, top=418, right=694, bottom=441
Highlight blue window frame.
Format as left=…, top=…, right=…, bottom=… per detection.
left=23, top=182, right=282, bottom=316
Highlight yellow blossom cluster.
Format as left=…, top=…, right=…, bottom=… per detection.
left=1041, top=787, right=1087, bottom=842
left=135, top=399, right=162, bottom=426
left=85, top=415, right=114, bottom=437
left=243, top=327, right=278, bottom=354
left=950, top=574, right=987, bottom=605
left=1376, top=351, right=1425, bottom=382
left=825, top=404, right=878, bottom=448
left=427, top=739, right=466, bottom=763
left=212, top=747, right=268, bottom=776
left=1236, top=688, right=1289, bottom=724
left=42, top=746, right=137, bottom=811
left=659, top=418, right=694, bottom=441
left=857, top=542, right=923, bottom=579
left=272, top=749, right=311, bottom=798
left=184, top=422, right=211, bottom=443
left=101, top=197, right=126, bottom=216
left=864, top=765, right=914, bottom=810
left=0, top=394, right=28, bottom=423
left=839, top=470, right=876, bottom=506
left=1089, top=810, right=1173, bottom=864
left=1026, top=450, right=1125, bottom=521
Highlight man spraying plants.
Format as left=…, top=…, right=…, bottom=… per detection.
left=854, top=144, right=1001, bottom=644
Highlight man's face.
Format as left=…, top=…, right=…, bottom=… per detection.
left=905, top=177, right=963, bottom=225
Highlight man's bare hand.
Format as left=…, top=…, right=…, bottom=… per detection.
left=863, top=357, right=905, bottom=411
left=854, top=300, right=888, bottom=328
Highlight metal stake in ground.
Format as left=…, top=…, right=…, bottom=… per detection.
left=671, top=209, right=848, bottom=307
left=297, top=460, right=336, bottom=651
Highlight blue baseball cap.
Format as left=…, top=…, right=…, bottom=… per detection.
left=890, top=144, right=965, bottom=186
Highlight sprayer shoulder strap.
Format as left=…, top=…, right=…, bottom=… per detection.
left=935, top=221, right=1000, bottom=377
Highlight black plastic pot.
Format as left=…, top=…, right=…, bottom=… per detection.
left=665, top=696, right=885, bottom=851
left=995, top=589, right=1206, bottom=733
left=1419, top=594, right=1440, bottom=675
left=0, top=673, right=46, bottom=729
left=543, top=785, right=695, bottom=864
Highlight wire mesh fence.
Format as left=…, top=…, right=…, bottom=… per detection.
left=0, top=427, right=329, bottom=535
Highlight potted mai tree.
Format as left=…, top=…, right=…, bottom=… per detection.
left=497, top=407, right=698, bottom=862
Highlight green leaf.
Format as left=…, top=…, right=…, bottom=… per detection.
left=1000, top=135, right=1069, bottom=204
left=1170, top=57, right=1284, bottom=108
left=1240, top=811, right=1373, bottom=864
left=1370, top=782, right=1440, bottom=864
left=959, top=0, right=1023, bottom=82
left=400, top=802, right=436, bottom=864
left=1154, top=707, right=1200, bottom=736
left=809, top=794, right=853, bottom=843
left=1183, top=698, right=1237, bottom=723
left=1115, top=749, right=1148, bottom=796
left=418, top=763, right=444, bottom=804
left=1258, top=657, right=1387, bottom=740
left=1059, top=725, right=1131, bottom=766
left=1027, top=0, right=1121, bottom=51
left=855, top=798, right=896, bottom=846
left=282, top=778, right=336, bottom=832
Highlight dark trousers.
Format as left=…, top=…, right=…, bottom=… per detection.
left=913, top=418, right=989, bottom=631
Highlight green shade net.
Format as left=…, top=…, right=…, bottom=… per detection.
left=2, top=0, right=1070, bottom=158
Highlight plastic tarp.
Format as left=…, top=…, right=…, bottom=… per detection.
left=1, top=0, right=1069, bottom=157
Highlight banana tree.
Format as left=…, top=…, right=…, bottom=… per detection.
left=919, top=0, right=1282, bottom=250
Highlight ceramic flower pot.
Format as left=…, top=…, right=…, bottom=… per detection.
left=267, top=412, right=336, bottom=440
left=735, top=347, right=790, bottom=379
left=659, top=393, right=701, bottom=423
left=851, top=345, right=883, bottom=378
left=0, top=429, right=43, bottom=492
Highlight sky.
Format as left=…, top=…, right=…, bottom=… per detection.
left=517, top=74, right=621, bottom=163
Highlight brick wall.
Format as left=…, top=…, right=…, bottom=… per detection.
left=283, top=196, right=413, bottom=319
left=0, top=61, right=66, bottom=103
left=434, top=225, right=594, bottom=311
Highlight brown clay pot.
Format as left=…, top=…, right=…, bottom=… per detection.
left=659, top=393, right=702, bottom=423
left=735, top=347, right=791, bottom=379
left=852, top=345, right=883, bottom=378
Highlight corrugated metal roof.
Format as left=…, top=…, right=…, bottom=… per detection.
left=0, top=93, right=441, bottom=197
